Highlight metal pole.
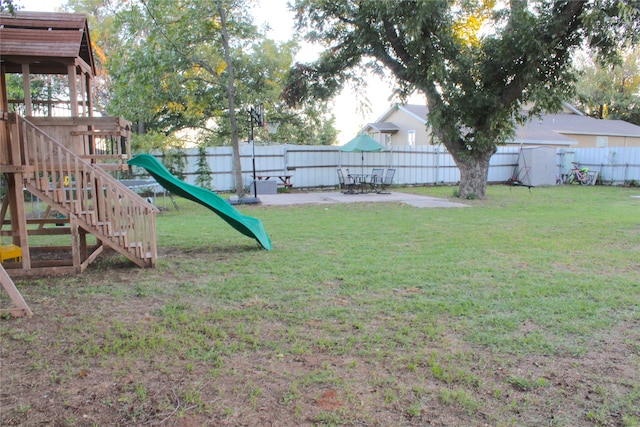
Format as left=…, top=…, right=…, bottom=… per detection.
left=251, top=111, right=257, bottom=197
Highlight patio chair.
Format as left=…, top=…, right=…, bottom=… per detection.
left=378, top=168, right=395, bottom=194
left=337, top=168, right=356, bottom=194
left=369, top=168, right=385, bottom=192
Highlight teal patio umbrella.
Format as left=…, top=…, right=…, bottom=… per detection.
left=339, top=133, right=385, bottom=175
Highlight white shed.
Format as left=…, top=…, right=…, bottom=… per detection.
left=518, top=146, right=558, bottom=187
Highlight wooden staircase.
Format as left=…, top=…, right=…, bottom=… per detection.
left=2, top=115, right=157, bottom=276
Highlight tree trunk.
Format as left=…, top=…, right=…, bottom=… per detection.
left=217, top=1, right=244, bottom=198
left=451, top=149, right=495, bottom=199
left=422, top=89, right=495, bottom=200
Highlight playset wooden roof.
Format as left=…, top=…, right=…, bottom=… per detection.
left=0, top=11, right=95, bottom=75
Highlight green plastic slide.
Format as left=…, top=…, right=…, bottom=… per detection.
left=127, top=154, right=272, bottom=250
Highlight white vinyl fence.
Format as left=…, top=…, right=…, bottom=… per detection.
left=138, top=144, right=640, bottom=192
left=566, top=147, right=640, bottom=185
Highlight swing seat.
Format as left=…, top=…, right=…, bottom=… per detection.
left=0, top=244, right=22, bottom=263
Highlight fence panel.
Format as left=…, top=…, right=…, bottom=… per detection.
left=150, top=145, right=640, bottom=192
left=287, top=146, right=342, bottom=188
left=574, top=147, right=640, bottom=185
left=490, top=147, right=521, bottom=183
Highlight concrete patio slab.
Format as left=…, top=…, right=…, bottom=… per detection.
left=256, top=191, right=469, bottom=208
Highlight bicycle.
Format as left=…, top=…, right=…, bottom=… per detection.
left=565, top=162, right=593, bottom=185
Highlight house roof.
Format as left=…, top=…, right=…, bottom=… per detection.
left=361, top=103, right=428, bottom=134
left=0, top=11, right=95, bottom=75
left=365, top=102, right=639, bottom=145
left=530, top=113, right=640, bottom=137
left=514, top=121, right=577, bottom=146
left=400, top=104, right=429, bottom=123
left=362, top=122, right=400, bottom=132
left=372, top=104, right=428, bottom=125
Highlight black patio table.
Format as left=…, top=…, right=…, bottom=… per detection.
left=347, top=173, right=371, bottom=193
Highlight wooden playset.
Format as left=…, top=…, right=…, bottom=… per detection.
left=0, top=12, right=158, bottom=317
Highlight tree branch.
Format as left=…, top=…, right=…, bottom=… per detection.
left=382, top=19, right=412, bottom=66
left=500, top=0, right=587, bottom=107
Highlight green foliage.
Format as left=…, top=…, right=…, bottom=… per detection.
left=161, top=148, right=187, bottom=181
left=195, top=145, right=213, bottom=190
left=0, top=0, right=17, bottom=14
left=62, top=0, right=337, bottom=146
left=574, top=49, right=640, bottom=125
left=130, top=131, right=183, bottom=153
left=62, top=0, right=123, bottom=111
left=203, top=99, right=338, bottom=146
left=258, top=104, right=339, bottom=146
left=105, top=0, right=232, bottom=132
left=506, top=375, right=550, bottom=392
left=5, top=74, right=71, bottom=116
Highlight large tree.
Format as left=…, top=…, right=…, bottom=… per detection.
left=65, top=0, right=339, bottom=144
left=106, top=0, right=256, bottom=133
left=283, top=0, right=639, bottom=199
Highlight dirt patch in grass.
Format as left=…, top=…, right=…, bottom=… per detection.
left=2, top=250, right=639, bottom=426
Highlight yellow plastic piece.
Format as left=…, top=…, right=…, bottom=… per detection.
left=0, top=245, right=23, bottom=263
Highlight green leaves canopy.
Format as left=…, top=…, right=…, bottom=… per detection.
left=86, top=0, right=338, bottom=146
left=575, top=49, right=640, bottom=126
left=106, top=0, right=257, bottom=134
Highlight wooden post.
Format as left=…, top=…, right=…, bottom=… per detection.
left=86, top=73, right=94, bottom=117
left=7, top=118, right=31, bottom=269
left=21, top=64, right=32, bottom=117
left=79, top=70, right=87, bottom=117
left=70, top=214, right=80, bottom=272
left=1, top=66, right=9, bottom=166
left=68, top=65, right=78, bottom=117
left=0, top=196, right=8, bottom=225
left=79, top=228, right=88, bottom=262
left=0, top=264, right=32, bottom=318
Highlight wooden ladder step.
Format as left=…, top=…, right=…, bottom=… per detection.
left=62, top=200, right=80, bottom=214
left=96, top=221, right=112, bottom=235
left=110, top=231, right=128, bottom=246
left=53, top=188, right=68, bottom=202
left=79, top=210, right=96, bottom=225
left=36, top=177, right=51, bottom=192
left=53, top=186, right=80, bottom=199
left=129, top=241, right=144, bottom=257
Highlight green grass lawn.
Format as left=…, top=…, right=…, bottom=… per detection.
left=2, top=185, right=639, bottom=426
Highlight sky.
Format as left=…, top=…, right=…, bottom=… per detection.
left=15, top=0, right=417, bottom=143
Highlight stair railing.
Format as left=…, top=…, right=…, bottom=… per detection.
left=13, top=115, right=156, bottom=267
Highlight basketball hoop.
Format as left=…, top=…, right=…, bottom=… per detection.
left=250, top=104, right=264, bottom=127
left=264, top=121, right=280, bottom=134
